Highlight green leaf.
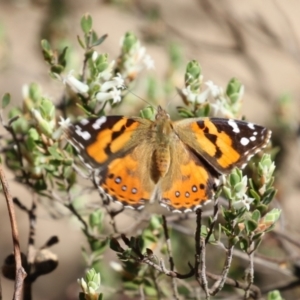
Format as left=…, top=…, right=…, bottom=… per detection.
left=92, top=34, right=108, bottom=47
left=50, top=64, right=64, bottom=74
left=249, top=188, right=261, bottom=202
left=267, top=290, right=284, bottom=300
left=77, top=35, right=86, bottom=49
left=239, top=238, right=248, bottom=250
left=110, top=238, right=124, bottom=253
left=244, top=219, right=258, bottom=234
left=2, top=93, right=10, bottom=109
left=89, top=210, right=103, bottom=229
left=123, top=281, right=139, bottom=291
left=41, top=39, right=51, bottom=52
left=251, top=210, right=261, bottom=222
left=144, top=285, right=158, bottom=296
left=58, top=46, right=68, bottom=68
left=81, top=14, right=92, bottom=34
left=48, top=145, right=63, bottom=160
left=98, top=294, right=103, bottom=300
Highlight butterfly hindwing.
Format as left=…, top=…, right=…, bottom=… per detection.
left=158, top=140, right=219, bottom=212
left=98, top=150, right=154, bottom=209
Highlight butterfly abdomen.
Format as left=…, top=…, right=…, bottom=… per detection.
left=151, top=146, right=171, bottom=183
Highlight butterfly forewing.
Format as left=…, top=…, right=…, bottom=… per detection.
left=174, top=117, right=271, bottom=174
left=66, top=116, right=144, bottom=168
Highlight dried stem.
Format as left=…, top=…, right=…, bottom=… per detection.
left=199, top=237, right=209, bottom=298
left=210, top=245, right=234, bottom=296
left=0, top=165, right=27, bottom=299
left=162, top=215, right=179, bottom=300
left=244, top=238, right=255, bottom=299
left=205, top=197, right=219, bottom=244
left=194, top=208, right=202, bottom=284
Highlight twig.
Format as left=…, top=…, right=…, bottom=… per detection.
left=162, top=215, right=179, bottom=300
left=199, top=237, right=209, bottom=298
left=244, top=237, right=255, bottom=299
left=14, top=195, right=37, bottom=300
left=120, top=234, right=195, bottom=279
left=206, top=271, right=261, bottom=299
left=209, top=245, right=234, bottom=296
left=0, top=165, right=27, bottom=299
left=194, top=208, right=202, bottom=285
left=205, top=197, right=219, bottom=244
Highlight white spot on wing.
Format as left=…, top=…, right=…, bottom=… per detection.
left=240, top=137, right=250, bottom=146
left=75, top=127, right=91, bottom=140
left=250, top=136, right=256, bottom=141
left=248, top=123, right=255, bottom=130
left=92, top=116, right=107, bottom=130
left=228, top=119, right=240, bottom=133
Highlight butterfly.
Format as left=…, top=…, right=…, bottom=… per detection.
left=64, top=106, right=271, bottom=213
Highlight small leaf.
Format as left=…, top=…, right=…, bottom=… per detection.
left=267, top=290, right=284, bottom=300
left=92, top=34, right=108, bottom=47
left=58, top=46, right=68, bottom=68
left=48, top=145, right=63, bottom=160
left=249, top=188, right=261, bottom=202
left=2, top=93, right=10, bottom=109
left=41, top=39, right=51, bottom=52
left=77, top=35, right=86, bottom=49
left=251, top=210, right=261, bottom=222
left=81, top=14, right=92, bottom=34
left=98, top=294, right=103, bottom=300
left=109, top=238, right=124, bottom=253
left=244, top=219, right=258, bottom=234
left=239, top=238, right=248, bottom=250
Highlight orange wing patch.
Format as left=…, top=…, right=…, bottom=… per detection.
left=87, top=119, right=140, bottom=164
left=159, top=157, right=216, bottom=212
left=190, top=119, right=240, bottom=169
left=99, top=154, right=151, bottom=209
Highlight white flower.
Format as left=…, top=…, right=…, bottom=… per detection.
left=58, top=116, right=71, bottom=129
left=205, top=80, right=223, bottom=98
left=100, top=74, right=125, bottom=92
left=209, top=99, right=235, bottom=118
left=63, top=71, right=89, bottom=94
left=182, top=86, right=197, bottom=103
left=96, top=87, right=121, bottom=104
left=110, top=87, right=122, bottom=103
left=92, top=51, right=98, bottom=61
left=133, top=43, right=145, bottom=60
left=232, top=196, right=254, bottom=211
left=22, top=85, right=29, bottom=98
left=143, top=54, right=155, bottom=69
left=110, top=261, right=123, bottom=272
left=196, top=88, right=211, bottom=104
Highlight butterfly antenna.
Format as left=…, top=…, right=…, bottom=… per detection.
left=123, top=85, right=158, bottom=112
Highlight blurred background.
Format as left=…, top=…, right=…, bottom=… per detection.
left=0, top=0, right=300, bottom=299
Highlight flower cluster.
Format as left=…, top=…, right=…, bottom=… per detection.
left=180, top=60, right=244, bottom=119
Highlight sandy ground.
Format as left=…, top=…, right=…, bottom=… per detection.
left=0, top=0, right=300, bottom=299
